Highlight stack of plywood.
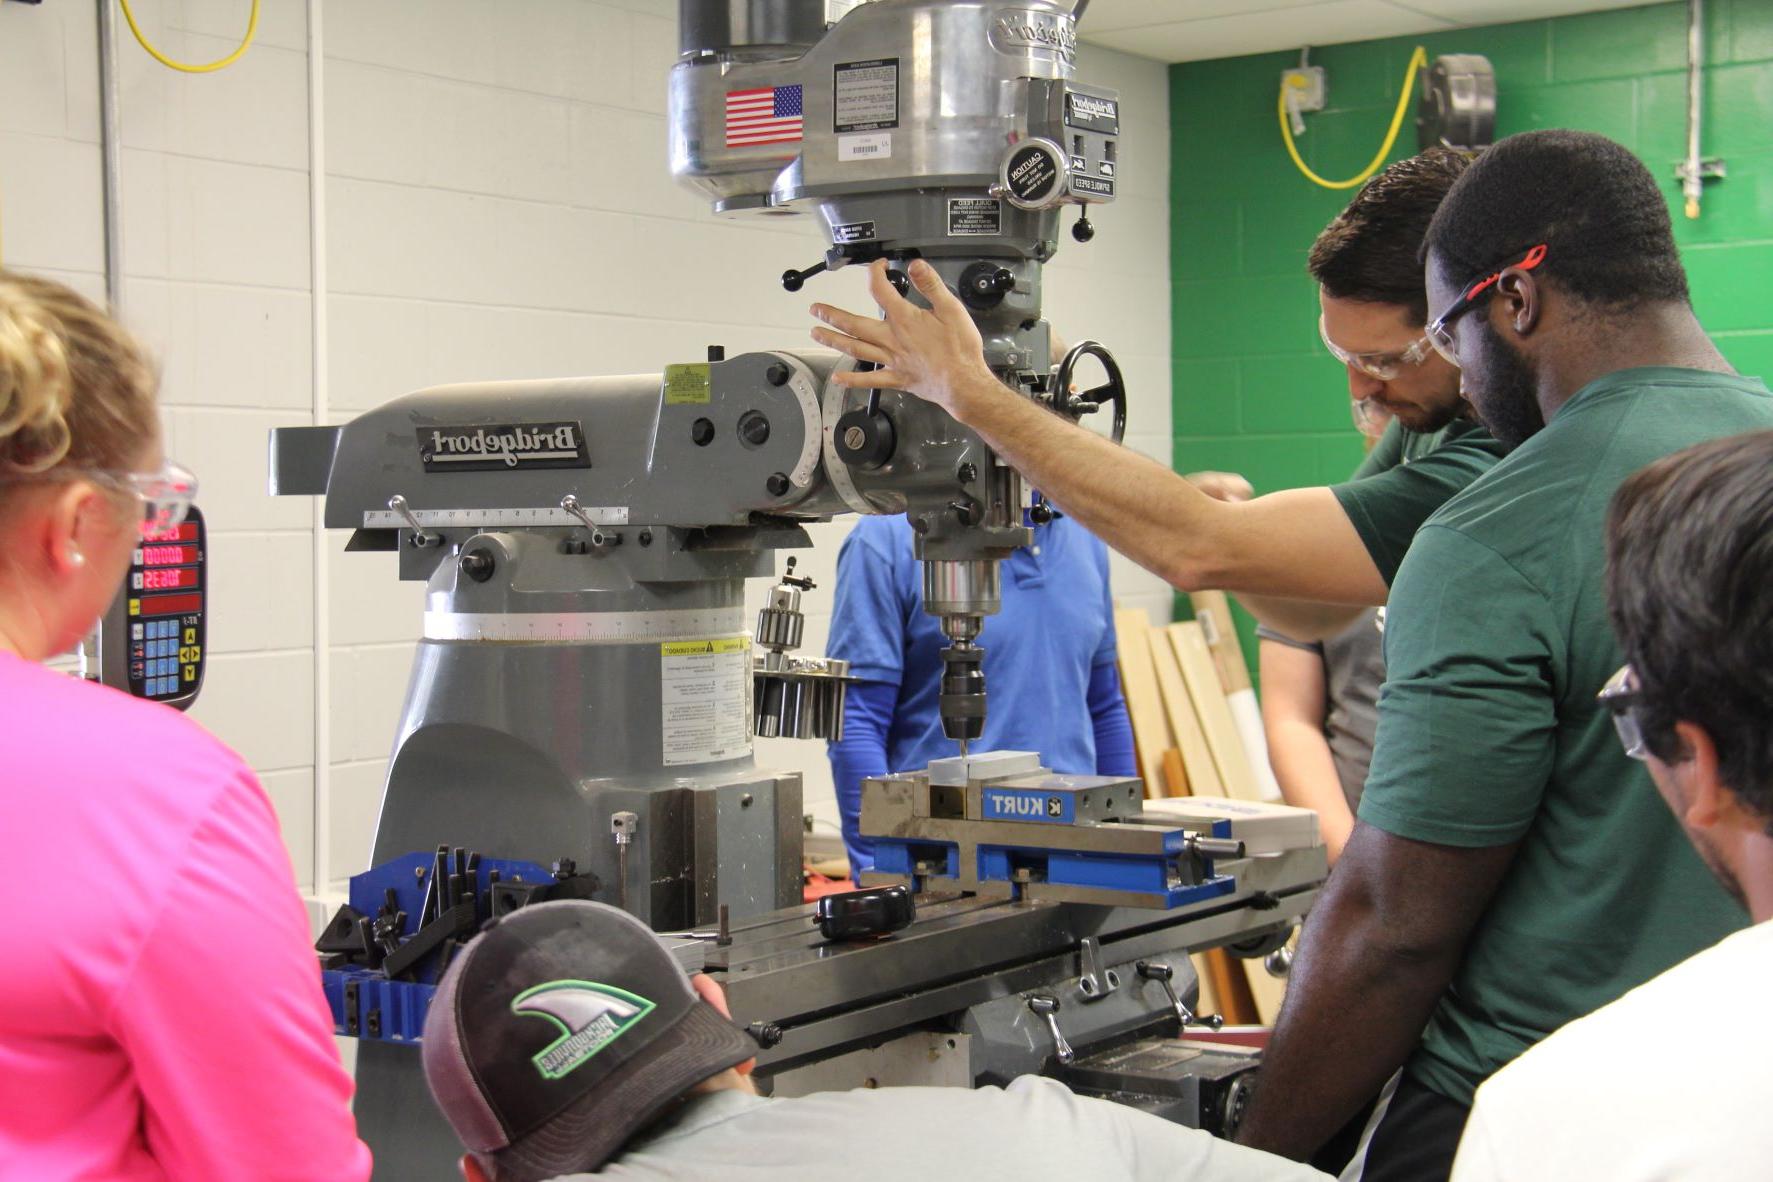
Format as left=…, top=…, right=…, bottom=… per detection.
left=1114, top=597, right=1291, bottom=1025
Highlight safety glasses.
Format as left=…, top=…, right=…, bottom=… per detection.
left=81, top=459, right=199, bottom=537
left=1426, top=243, right=1549, bottom=368
left=1319, top=315, right=1436, bottom=381
left=1597, top=663, right=1651, bottom=761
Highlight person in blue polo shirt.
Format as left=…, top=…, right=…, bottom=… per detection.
left=825, top=489, right=1136, bottom=878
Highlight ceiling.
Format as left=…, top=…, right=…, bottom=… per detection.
left=1078, top=0, right=1665, bottom=62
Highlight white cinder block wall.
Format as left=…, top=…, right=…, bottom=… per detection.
left=0, top=0, right=1171, bottom=899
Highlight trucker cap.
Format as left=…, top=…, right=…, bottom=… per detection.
left=422, top=899, right=757, bottom=1181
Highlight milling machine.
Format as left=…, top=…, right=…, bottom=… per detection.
left=270, top=2, right=1325, bottom=1174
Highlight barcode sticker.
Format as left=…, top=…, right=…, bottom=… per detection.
left=838, top=132, right=892, bottom=161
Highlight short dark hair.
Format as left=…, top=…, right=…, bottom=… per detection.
left=1606, top=430, right=1773, bottom=831
left=1425, top=129, right=1688, bottom=310
left=1308, top=147, right=1473, bottom=323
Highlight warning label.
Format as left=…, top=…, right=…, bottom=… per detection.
left=948, top=198, right=1002, bottom=237
left=664, top=363, right=711, bottom=405
left=834, top=58, right=899, bottom=133
left=832, top=220, right=878, bottom=244
left=661, top=637, right=753, bottom=767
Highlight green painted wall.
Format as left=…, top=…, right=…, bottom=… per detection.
left=1167, top=0, right=1773, bottom=672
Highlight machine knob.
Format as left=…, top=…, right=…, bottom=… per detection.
left=958, top=262, right=1016, bottom=311
left=738, top=410, right=771, bottom=447
left=1027, top=994, right=1075, bottom=1066
left=766, top=472, right=791, bottom=497
left=834, top=408, right=896, bottom=470
left=459, top=548, right=495, bottom=583
left=691, top=417, right=715, bottom=447
left=766, top=362, right=792, bottom=387
left=1072, top=210, right=1096, bottom=242
left=1029, top=500, right=1055, bottom=525
left=781, top=261, right=828, bottom=292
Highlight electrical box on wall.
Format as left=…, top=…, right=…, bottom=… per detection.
left=1280, top=65, right=1325, bottom=115
left=1417, top=54, right=1497, bottom=152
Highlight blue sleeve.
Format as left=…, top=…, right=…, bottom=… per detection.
left=825, top=522, right=910, bottom=682
left=1088, top=662, right=1137, bottom=778
left=1091, top=535, right=1118, bottom=668
left=828, top=678, right=897, bottom=878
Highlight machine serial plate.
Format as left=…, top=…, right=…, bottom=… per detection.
left=363, top=505, right=629, bottom=529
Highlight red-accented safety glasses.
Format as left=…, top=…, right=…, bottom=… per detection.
left=1426, top=243, right=1549, bottom=368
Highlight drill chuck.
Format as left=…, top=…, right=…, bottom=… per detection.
left=939, top=642, right=986, bottom=742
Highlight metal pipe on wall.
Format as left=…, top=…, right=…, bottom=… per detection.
left=1682, top=0, right=1707, bottom=219
left=96, top=0, right=124, bottom=310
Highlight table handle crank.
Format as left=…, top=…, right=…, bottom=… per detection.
left=1027, top=994, right=1075, bottom=1066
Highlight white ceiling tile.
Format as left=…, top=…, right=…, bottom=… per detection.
left=1391, top=0, right=1651, bottom=21
left=1079, top=0, right=1662, bottom=62
left=1079, top=0, right=1335, bottom=35
left=1085, top=0, right=1457, bottom=63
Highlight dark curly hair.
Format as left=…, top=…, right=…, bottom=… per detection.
left=1606, top=430, right=1773, bottom=833
left=1307, top=147, right=1473, bottom=323
left=1426, top=129, right=1689, bottom=311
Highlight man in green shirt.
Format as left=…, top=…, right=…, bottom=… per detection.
left=808, top=151, right=1500, bottom=640
left=1233, top=130, right=1768, bottom=1180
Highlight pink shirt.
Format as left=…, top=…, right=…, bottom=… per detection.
left=0, top=653, right=372, bottom=1181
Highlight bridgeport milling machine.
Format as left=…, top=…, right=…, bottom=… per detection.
left=269, top=1, right=1326, bottom=1172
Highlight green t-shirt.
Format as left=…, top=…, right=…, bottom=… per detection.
left=1361, top=366, right=1771, bottom=1106
left=1331, top=418, right=1507, bottom=583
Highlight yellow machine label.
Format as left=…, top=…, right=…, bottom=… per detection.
left=663, top=363, right=712, bottom=405
left=661, top=637, right=749, bottom=657
left=660, top=635, right=752, bottom=766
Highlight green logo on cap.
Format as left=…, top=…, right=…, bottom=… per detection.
left=511, top=980, right=657, bottom=1080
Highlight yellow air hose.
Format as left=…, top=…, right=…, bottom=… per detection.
left=1279, top=45, right=1428, bottom=190
left=118, top=0, right=259, bottom=74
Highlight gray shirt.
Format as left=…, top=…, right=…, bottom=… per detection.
left=1257, top=608, right=1384, bottom=811
left=575, top=1076, right=1329, bottom=1181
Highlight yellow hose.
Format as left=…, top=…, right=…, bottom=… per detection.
left=118, top=0, right=259, bottom=74
left=1279, top=46, right=1428, bottom=190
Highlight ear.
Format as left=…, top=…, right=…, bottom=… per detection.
left=44, top=481, right=114, bottom=576
left=1670, top=721, right=1727, bottom=829
left=460, top=1154, right=493, bottom=1182
left=1492, top=267, right=1542, bottom=337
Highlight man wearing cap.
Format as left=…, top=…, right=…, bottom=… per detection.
left=422, top=899, right=1329, bottom=1181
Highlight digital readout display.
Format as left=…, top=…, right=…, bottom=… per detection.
left=139, top=566, right=199, bottom=592
left=141, top=544, right=199, bottom=566
left=142, top=523, right=199, bottom=545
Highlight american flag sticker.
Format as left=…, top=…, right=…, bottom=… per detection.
left=725, top=84, right=804, bottom=148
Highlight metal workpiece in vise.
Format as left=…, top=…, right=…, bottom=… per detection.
left=753, top=558, right=856, bottom=740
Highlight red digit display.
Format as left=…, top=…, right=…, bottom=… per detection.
left=142, top=566, right=198, bottom=591
left=141, top=544, right=198, bottom=566
left=142, top=523, right=198, bottom=544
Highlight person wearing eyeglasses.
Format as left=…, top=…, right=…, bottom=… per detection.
left=1227, top=130, right=1773, bottom=1179
left=809, top=150, right=1501, bottom=645
left=1450, top=429, right=1773, bottom=1181
left=0, top=272, right=371, bottom=1180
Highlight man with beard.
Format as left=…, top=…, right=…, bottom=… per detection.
left=810, top=151, right=1497, bottom=640
left=1228, top=129, right=1771, bottom=1179
left=1451, top=429, right=1773, bottom=1180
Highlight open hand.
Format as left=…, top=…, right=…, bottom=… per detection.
left=809, top=259, right=997, bottom=419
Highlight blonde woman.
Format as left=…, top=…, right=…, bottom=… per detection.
left=0, top=272, right=369, bottom=1180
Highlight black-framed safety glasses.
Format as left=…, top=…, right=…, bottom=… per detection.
left=1598, top=663, right=1653, bottom=761
left=1426, top=243, right=1549, bottom=368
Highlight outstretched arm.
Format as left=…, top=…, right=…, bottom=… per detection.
left=810, top=260, right=1387, bottom=606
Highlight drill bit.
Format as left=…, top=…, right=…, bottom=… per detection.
left=959, top=737, right=969, bottom=758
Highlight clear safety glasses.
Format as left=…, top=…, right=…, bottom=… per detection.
left=1597, top=663, right=1651, bottom=761
left=1318, top=315, right=1436, bottom=382
left=1426, top=243, right=1549, bottom=368
left=81, top=459, right=199, bottom=537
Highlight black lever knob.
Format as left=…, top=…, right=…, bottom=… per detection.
left=782, top=261, right=828, bottom=292
left=1072, top=209, right=1095, bottom=243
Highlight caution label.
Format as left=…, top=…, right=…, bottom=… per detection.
left=664, top=363, right=711, bottom=405
left=661, top=637, right=753, bottom=766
